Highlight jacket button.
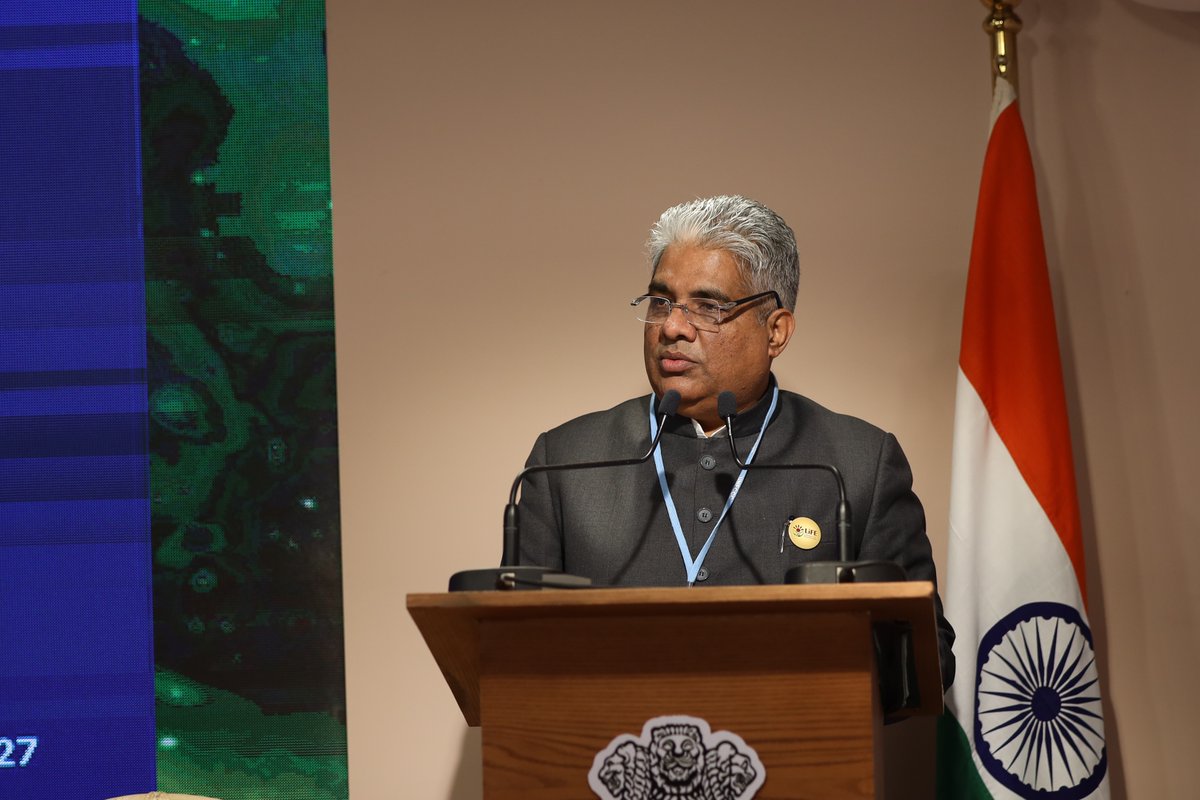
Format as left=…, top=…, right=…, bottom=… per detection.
left=696, top=567, right=710, bottom=582
left=700, top=455, right=717, bottom=470
left=697, top=507, right=713, bottom=523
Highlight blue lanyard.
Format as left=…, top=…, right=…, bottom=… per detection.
left=648, top=385, right=779, bottom=585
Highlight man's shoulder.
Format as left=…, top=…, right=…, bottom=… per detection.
left=776, top=389, right=891, bottom=444
left=773, top=388, right=912, bottom=482
left=545, top=395, right=649, bottom=433
left=539, top=395, right=650, bottom=456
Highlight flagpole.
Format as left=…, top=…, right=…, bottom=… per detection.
left=981, top=0, right=1022, bottom=91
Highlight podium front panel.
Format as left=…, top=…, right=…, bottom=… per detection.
left=478, top=610, right=882, bottom=800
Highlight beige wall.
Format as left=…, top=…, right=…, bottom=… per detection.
left=327, top=1, right=1200, bottom=797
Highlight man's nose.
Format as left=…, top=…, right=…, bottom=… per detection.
left=660, top=305, right=698, bottom=341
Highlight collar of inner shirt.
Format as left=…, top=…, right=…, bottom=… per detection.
left=690, top=419, right=726, bottom=439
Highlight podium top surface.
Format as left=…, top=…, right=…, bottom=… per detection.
left=408, top=580, right=935, bottom=615
left=408, top=582, right=942, bottom=725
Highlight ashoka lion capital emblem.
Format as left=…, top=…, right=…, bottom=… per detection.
left=588, top=715, right=765, bottom=800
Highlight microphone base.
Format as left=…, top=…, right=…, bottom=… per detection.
left=785, top=560, right=907, bottom=584
left=448, top=567, right=593, bottom=592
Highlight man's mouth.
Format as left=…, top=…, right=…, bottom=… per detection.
left=659, top=352, right=695, bottom=374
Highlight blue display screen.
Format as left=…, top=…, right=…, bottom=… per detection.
left=0, top=2, right=157, bottom=796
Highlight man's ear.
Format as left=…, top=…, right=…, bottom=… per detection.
left=766, top=308, right=795, bottom=358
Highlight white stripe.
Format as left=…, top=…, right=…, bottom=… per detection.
left=989, top=77, right=1017, bottom=133
left=945, top=368, right=1103, bottom=799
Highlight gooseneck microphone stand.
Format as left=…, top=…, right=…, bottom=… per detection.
left=449, top=391, right=680, bottom=591
left=716, top=391, right=904, bottom=584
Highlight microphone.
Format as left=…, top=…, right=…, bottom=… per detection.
left=716, top=391, right=904, bottom=584
left=448, top=390, right=680, bottom=591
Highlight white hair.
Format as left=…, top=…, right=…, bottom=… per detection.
left=646, top=195, right=799, bottom=311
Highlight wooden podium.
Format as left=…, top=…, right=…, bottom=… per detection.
left=408, top=582, right=943, bottom=800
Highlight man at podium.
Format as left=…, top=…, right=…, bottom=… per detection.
left=517, top=195, right=954, bottom=688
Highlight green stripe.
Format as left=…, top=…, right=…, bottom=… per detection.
left=936, top=710, right=993, bottom=800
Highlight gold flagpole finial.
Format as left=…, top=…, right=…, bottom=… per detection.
left=980, top=0, right=1022, bottom=92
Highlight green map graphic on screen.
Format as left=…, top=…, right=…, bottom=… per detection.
left=139, top=1, right=346, bottom=796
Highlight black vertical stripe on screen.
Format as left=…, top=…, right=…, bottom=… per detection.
left=0, top=368, right=147, bottom=390
left=0, top=23, right=136, bottom=52
left=0, top=412, right=148, bottom=458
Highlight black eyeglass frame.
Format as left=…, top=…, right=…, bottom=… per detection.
left=630, top=290, right=783, bottom=330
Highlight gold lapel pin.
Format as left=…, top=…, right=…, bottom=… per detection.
left=786, top=516, right=821, bottom=551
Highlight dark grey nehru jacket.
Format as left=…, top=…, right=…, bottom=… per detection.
left=517, top=378, right=956, bottom=690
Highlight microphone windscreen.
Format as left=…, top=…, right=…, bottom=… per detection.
left=658, top=389, right=681, bottom=417
left=717, top=391, right=738, bottom=420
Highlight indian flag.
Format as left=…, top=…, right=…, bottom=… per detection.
left=937, top=77, right=1110, bottom=800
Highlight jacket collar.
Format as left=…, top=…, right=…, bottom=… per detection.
left=658, top=374, right=779, bottom=439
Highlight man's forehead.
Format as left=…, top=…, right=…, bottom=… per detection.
left=647, top=276, right=734, bottom=301
left=648, top=246, right=749, bottom=299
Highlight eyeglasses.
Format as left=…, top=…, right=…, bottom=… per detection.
left=630, top=291, right=782, bottom=332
